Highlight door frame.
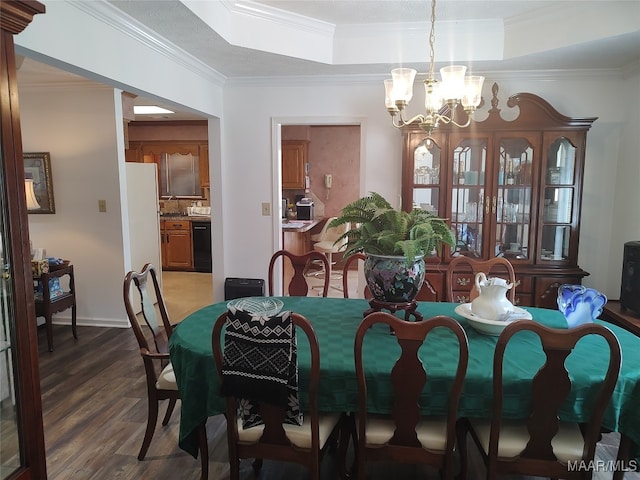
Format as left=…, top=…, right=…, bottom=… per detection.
left=270, top=116, right=367, bottom=295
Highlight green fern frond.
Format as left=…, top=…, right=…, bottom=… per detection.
left=330, top=192, right=455, bottom=265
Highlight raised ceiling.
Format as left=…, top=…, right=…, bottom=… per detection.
left=16, top=0, right=640, bottom=120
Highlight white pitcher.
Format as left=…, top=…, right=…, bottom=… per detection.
left=471, top=272, right=515, bottom=320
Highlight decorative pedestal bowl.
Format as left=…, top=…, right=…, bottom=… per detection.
left=557, top=284, right=607, bottom=328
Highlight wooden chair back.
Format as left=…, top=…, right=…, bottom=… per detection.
left=342, top=253, right=372, bottom=299
left=486, top=320, right=621, bottom=478
left=446, top=256, right=516, bottom=303
left=124, top=263, right=173, bottom=358
left=354, top=312, right=469, bottom=479
left=268, top=250, right=330, bottom=297
left=212, top=311, right=325, bottom=479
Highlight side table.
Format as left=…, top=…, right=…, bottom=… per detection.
left=601, top=300, right=640, bottom=337
left=34, top=264, right=77, bottom=351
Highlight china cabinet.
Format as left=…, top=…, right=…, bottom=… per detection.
left=0, top=1, right=47, bottom=478
left=282, top=140, right=308, bottom=190
left=402, top=83, right=596, bottom=308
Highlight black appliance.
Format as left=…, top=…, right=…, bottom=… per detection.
left=296, top=198, right=314, bottom=220
left=224, top=278, right=265, bottom=301
left=191, top=221, right=212, bottom=273
left=620, top=240, right=640, bottom=316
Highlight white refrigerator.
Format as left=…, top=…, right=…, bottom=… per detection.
left=126, top=163, right=162, bottom=302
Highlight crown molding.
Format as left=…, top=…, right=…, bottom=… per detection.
left=69, top=0, right=226, bottom=86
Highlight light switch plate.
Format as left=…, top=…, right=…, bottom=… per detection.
left=98, top=199, right=107, bottom=212
left=261, top=202, right=271, bottom=216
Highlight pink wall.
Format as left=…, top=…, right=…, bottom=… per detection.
left=281, top=125, right=360, bottom=218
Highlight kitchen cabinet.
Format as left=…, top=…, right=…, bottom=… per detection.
left=199, top=144, right=209, bottom=189
left=282, top=140, right=308, bottom=189
left=401, top=83, right=596, bottom=308
left=160, top=219, right=193, bottom=270
left=126, top=142, right=209, bottom=197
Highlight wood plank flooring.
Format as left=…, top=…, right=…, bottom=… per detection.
left=34, top=270, right=638, bottom=479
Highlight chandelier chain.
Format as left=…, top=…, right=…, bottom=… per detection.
left=429, top=0, right=436, bottom=80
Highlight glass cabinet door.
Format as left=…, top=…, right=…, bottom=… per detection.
left=410, top=139, right=441, bottom=213
left=495, top=137, right=534, bottom=261
left=540, top=137, right=577, bottom=262
left=450, top=137, right=487, bottom=257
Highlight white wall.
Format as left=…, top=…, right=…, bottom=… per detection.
left=21, top=86, right=128, bottom=327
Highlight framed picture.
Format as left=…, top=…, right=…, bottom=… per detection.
left=24, top=152, right=55, bottom=214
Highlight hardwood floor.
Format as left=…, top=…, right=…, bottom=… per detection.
left=34, top=271, right=637, bottom=479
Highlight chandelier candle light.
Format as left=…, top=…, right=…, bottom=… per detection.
left=384, top=0, right=485, bottom=137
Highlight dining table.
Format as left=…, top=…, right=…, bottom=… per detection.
left=169, top=296, right=640, bottom=471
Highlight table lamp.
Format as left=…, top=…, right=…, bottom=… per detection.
left=25, top=177, right=40, bottom=210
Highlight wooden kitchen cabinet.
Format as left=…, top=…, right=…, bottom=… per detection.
left=282, top=140, right=308, bottom=189
left=126, top=141, right=209, bottom=197
left=199, top=144, right=209, bottom=188
left=160, top=219, right=193, bottom=270
left=401, top=83, right=596, bottom=308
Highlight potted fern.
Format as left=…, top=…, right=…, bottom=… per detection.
left=328, top=192, right=455, bottom=303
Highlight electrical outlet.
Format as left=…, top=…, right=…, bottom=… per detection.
left=98, top=199, right=107, bottom=212
left=261, top=202, right=271, bottom=216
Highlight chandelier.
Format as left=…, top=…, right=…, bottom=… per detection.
left=384, top=0, right=485, bottom=137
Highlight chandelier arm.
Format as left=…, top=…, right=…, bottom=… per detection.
left=399, top=113, right=428, bottom=127
left=435, top=113, right=472, bottom=128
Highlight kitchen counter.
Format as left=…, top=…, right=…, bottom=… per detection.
left=281, top=218, right=326, bottom=289
left=281, top=218, right=322, bottom=232
left=160, top=214, right=211, bottom=221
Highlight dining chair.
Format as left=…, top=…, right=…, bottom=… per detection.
left=212, top=310, right=343, bottom=480
left=458, top=320, right=621, bottom=480
left=446, top=256, right=516, bottom=303
left=123, top=263, right=209, bottom=478
left=342, top=253, right=372, bottom=299
left=268, top=250, right=330, bottom=297
left=353, top=311, right=469, bottom=480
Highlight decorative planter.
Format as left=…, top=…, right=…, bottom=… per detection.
left=364, top=253, right=425, bottom=303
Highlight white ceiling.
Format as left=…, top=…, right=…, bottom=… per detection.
left=16, top=0, right=640, bottom=120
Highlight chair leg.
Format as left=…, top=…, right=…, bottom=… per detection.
left=138, top=395, right=159, bottom=460
left=455, top=418, right=469, bottom=480
left=71, top=302, right=78, bottom=339
left=45, top=313, right=54, bottom=352
left=338, top=413, right=356, bottom=479
left=198, top=421, right=209, bottom=480
left=162, top=397, right=177, bottom=426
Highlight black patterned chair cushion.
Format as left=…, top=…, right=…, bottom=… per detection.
left=222, top=307, right=302, bottom=428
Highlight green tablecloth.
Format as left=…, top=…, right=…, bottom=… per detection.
left=169, top=297, right=640, bottom=459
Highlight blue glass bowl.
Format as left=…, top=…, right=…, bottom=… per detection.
left=557, top=284, right=607, bottom=328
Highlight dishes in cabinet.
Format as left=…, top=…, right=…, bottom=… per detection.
left=454, top=303, right=532, bottom=336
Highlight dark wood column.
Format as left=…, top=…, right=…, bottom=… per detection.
left=0, top=1, right=47, bottom=479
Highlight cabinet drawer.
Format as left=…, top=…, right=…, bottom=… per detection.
left=164, top=220, right=190, bottom=230
left=515, top=276, right=533, bottom=293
